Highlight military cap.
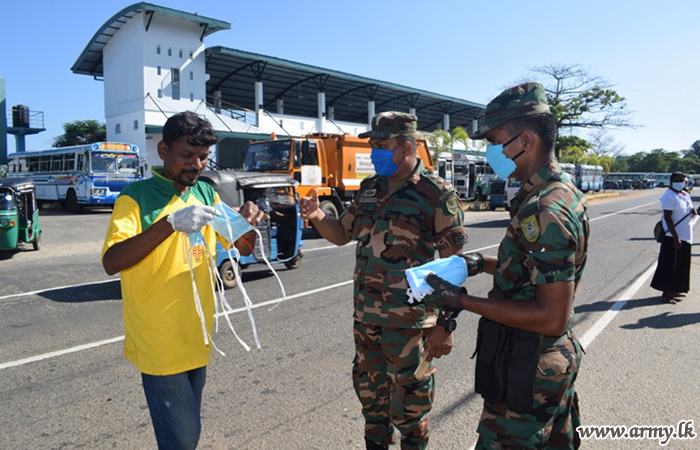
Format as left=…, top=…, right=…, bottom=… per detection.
left=358, top=111, right=417, bottom=140
left=471, top=82, right=551, bottom=140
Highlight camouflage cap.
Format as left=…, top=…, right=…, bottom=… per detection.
left=471, top=82, right=551, bottom=140
left=358, top=111, right=417, bottom=140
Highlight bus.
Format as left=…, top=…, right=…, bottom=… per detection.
left=604, top=172, right=653, bottom=190
left=452, top=153, right=497, bottom=200
left=654, top=173, right=672, bottom=188
left=435, top=152, right=454, bottom=185
left=575, top=164, right=604, bottom=192
left=6, top=142, right=142, bottom=212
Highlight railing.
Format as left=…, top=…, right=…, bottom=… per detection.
left=205, top=96, right=257, bottom=127
left=5, top=108, right=45, bottom=129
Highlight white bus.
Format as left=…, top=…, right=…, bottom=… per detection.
left=575, top=164, right=604, bottom=192
left=6, top=142, right=142, bottom=212
left=452, top=153, right=497, bottom=200
left=654, top=173, right=672, bottom=188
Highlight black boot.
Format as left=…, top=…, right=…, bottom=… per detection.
left=365, top=437, right=389, bottom=450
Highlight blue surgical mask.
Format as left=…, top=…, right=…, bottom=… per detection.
left=210, top=202, right=254, bottom=243
left=672, top=182, right=686, bottom=192
left=371, top=146, right=403, bottom=177
left=405, top=255, right=468, bottom=304
left=486, top=134, right=525, bottom=180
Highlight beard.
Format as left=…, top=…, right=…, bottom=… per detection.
left=174, top=169, right=201, bottom=187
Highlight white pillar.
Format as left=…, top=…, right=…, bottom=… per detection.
left=368, top=101, right=375, bottom=123
left=276, top=98, right=284, bottom=114
left=214, top=90, right=222, bottom=113
left=328, top=105, right=335, bottom=120
left=317, top=92, right=326, bottom=119
left=255, top=81, right=264, bottom=112
left=409, top=107, right=416, bottom=116
left=472, top=119, right=478, bottom=135
left=443, top=114, right=450, bottom=131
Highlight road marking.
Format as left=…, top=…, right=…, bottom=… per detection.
left=0, top=280, right=354, bottom=371
left=0, top=199, right=661, bottom=370
left=579, top=262, right=657, bottom=349
left=0, top=278, right=117, bottom=302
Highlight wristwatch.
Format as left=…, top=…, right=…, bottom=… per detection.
left=437, top=316, right=457, bottom=333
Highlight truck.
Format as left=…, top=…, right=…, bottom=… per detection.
left=242, top=133, right=433, bottom=220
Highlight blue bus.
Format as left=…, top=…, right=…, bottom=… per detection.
left=6, top=142, right=142, bottom=212
left=575, top=164, right=604, bottom=192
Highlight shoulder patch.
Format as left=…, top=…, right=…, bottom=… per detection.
left=520, top=215, right=540, bottom=242
left=446, top=195, right=461, bottom=215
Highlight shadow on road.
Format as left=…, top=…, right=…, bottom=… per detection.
left=39, top=279, right=122, bottom=303
left=621, top=311, right=700, bottom=330
left=575, top=296, right=661, bottom=314
left=465, top=219, right=510, bottom=229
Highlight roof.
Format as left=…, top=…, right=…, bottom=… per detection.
left=205, top=47, right=486, bottom=133
left=71, top=2, right=230, bottom=77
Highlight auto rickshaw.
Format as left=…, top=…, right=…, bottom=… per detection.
left=199, top=170, right=304, bottom=288
left=0, top=177, right=42, bottom=251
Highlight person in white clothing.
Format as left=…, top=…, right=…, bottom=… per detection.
left=651, top=172, right=697, bottom=302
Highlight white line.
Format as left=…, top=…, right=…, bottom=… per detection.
left=0, top=280, right=353, bottom=371
left=579, top=262, right=657, bottom=349
left=589, top=200, right=657, bottom=222
left=1, top=199, right=660, bottom=370
left=0, top=278, right=117, bottom=302
left=0, top=336, right=125, bottom=371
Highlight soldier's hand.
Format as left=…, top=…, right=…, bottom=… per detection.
left=423, top=273, right=465, bottom=312
left=461, top=252, right=485, bottom=277
left=300, top=189, right=321, bottom=221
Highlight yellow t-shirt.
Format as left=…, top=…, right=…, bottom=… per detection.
left=102, top=169, right=223, bottom=376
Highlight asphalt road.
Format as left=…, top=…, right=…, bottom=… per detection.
left=1, top=189, right=698, bottom=450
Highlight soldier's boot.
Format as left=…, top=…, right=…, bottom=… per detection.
left=365, top=437, right=389, bottom=450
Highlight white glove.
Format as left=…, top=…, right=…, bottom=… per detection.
left=167, top=205, right=220, bottom=233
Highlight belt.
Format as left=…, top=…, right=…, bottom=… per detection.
left=541, top=330, right=574, bottom=348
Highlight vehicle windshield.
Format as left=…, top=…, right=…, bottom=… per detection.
left=244, top=141, right=292, bottom=172
left=91, top=152, right=118, bottom=173
left=117, top=155, right=139, bottom=174
left=0, top=191, right=16, bottom=211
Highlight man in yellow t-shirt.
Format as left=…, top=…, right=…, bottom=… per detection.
left=102, top=112, right=264, bottom=450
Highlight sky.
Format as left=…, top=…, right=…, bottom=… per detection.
left=1, top=0, right=699, bottom=156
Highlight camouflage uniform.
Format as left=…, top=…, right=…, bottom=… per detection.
left=471, top=84, right=589, bottom=450
left=345, top=112, right=468, bottom=449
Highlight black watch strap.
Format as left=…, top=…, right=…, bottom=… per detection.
left=437, top=316, right=457, bottom=333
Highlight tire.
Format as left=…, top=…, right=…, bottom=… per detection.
left=32, top=231, right=41, bottom=251
left=66, top=190, right=84, bottom=213
left=218, top=260, right=238, bottom=289
left=313, top=200, right=339, bottom=237
left=284, top=251, right=303, bottom=269
left=320, top=201, right=338, bottom=220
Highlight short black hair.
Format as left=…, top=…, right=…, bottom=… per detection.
left=162, top=111, right=218, bottom=147
left=502, top=113, right=557, bottom=153
left=671, top=172, right=686, bottom=182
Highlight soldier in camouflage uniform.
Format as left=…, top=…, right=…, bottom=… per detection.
left=418, top=83, right=589, bottom=449
left=300, top=112, right=468, bottom=450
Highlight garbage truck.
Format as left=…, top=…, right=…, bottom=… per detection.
left=242, top=133, right=434, bottom=220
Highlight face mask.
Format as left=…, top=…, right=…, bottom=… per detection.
left=486, top=134, right=525, bottom=180
left=672, top=182, right=686, bottom=192
left=371, top=146, right=403, bottom=177
left=210, top=202, right=254, bottom=243
left=405, top=255, right=468, bottom=304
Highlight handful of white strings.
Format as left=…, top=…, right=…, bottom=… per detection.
left=186, top=202, right=286, bottom=354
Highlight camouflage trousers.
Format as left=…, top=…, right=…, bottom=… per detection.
left=352, top=321, right=435, bottom=450
left=476, top=335, right=583, bottom=450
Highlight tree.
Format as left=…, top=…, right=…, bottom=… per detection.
left=423, top=126, right=470, bottom=162
left=689, top=140, right=700, bottom=158
left=557, top=135, right=591, bottom=164
left=53, top=120, right=106, bottom=147
left=526, top=64, right=636, bottom=132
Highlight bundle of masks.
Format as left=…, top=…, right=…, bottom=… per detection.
left=186, top=201, right=287, bottom=354
left=405, top=255, right=468, bottom=304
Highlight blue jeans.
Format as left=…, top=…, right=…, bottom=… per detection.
left=142, top=366, right=207, bottom=450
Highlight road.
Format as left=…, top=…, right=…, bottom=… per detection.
left=1, top=189, right=698, bottom=450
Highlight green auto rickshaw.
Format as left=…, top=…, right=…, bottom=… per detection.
left=0, top=177, right=42, bottom=251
